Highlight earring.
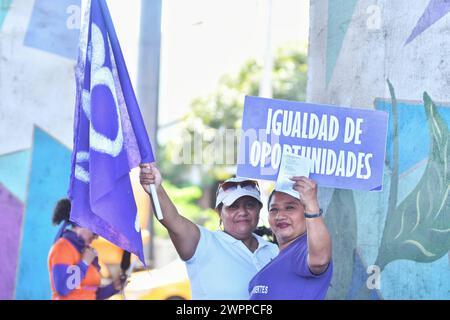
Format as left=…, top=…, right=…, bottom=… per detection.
left=219, top=219, right=224, bottom=231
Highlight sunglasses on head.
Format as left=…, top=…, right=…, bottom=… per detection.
left=216, top=180, right=260, bottom=196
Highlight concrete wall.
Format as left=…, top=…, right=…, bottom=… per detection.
left=0, top=0, right=162, bottom=300
left=0, top=0, right=81, bottom=299
left=308, top=0, right=450, bottom=299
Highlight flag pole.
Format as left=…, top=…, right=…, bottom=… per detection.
left=149, top=184, right=163, bottom=220
left=140, top=163, right=163, bottom=220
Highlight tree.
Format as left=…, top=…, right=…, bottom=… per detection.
left=164, top=46, right=307, bottom=186
left=159, top=44, right=308, bottom=212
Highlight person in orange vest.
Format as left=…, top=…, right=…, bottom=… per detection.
left=48, top=199, right=124, bottom=300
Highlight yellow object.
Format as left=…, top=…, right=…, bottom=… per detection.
left=92, top=230, right=150, bottom=265
left=108, top=279, right=191, bottom=300
left=91, top=238, right=123, bottom=265
left=138, top=279, right=191, bottom=300
left=121, top=260, right=191, bottom=300
left=90, top=168, right=174, bottom=297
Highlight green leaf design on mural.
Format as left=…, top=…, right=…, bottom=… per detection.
left=324, top=188, right=357, bottom=299
left=375, top=81, right=450, bottom=270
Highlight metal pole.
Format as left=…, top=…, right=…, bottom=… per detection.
left=137, top=0, right=162, bottom=269
left=259, top=0, right=274, bottom=98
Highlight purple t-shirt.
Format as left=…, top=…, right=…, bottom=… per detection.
left=248, top=233, right=333, bottom=300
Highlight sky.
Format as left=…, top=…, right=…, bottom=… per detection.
left=106, top=0, right=310, bottom=142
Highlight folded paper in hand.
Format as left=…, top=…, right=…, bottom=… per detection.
left=275, top=152, right=313, bottom=199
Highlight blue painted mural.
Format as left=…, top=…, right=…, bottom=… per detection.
left=374, top=85, right=450, bottom=299
left=0, top=150, right=31, bottom=202
left=15, top=127, right=72, bottom=299
left=0, top=0, right=130, bottom=300
left=0, top=0, right=12, bottom=30
left=0, top=0, right=82, bottom=299
left=23, top=0, right=81, bottom=59
left=309, top=0, right=450, bottom=299
left=324, top=83, right=450, bottom=300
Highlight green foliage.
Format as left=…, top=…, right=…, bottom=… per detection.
left=155, top=44, right=308, bottom=237
left=272, top=45, right=308, bottom=102
left=161, top=44, right=308, bottom=187
left=188, top=45, right=308, bottom=132
left=153, top=180, right=219, bottom=238
left=156, top=142, right=192, bottom=187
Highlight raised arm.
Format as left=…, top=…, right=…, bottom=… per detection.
left=292, top=176, right=332, bottom=275
left=139, top=163, right=200, bottom=261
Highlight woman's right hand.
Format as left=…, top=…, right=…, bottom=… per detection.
left=139, top=163, right=162, bottom=194
left=82, top=247, right=98, bottom=265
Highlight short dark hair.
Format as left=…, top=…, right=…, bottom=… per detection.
left=52, top=198, right=71, bottom=225
left=267, top=190, right=278, bottom=208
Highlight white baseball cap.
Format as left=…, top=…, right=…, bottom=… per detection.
left=274, top=184, right=301, bottom=200
left=215, top=177, right=262, bottom=208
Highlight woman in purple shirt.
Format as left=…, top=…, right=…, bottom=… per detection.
left=249, top=176, right=333, bottom=300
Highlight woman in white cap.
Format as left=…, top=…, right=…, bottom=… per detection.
left=139, top=164, right=278, bottom=300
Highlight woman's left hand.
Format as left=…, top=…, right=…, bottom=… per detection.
left=290, top=176, right=320, bottom=212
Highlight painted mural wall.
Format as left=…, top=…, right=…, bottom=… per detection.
left=308, top=0, right=450, bottom=299
left=0, top=0, right=80, bottom=299
left=0, top=0, right=152, bottom=300
left=2, top=0, right=448, bottom=301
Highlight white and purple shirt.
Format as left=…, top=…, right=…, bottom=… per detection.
left=249, top=233, right=333, bottom=300
left=185, top=226, right=279, bottom=300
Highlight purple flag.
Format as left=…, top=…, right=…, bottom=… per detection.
left=68, top=0, right=154, bottom=264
